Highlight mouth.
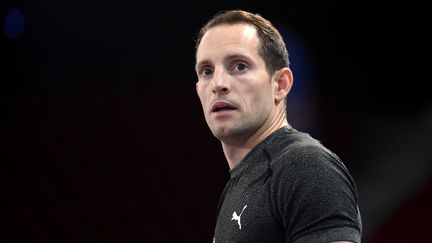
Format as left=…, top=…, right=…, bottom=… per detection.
left=211, top=100, right=237, bottom=113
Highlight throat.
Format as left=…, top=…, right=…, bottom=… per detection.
left=221, top=142, right=253, bottom=170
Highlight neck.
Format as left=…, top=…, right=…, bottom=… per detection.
left=221, top=109, right=288, bottom=170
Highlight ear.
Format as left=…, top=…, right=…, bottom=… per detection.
left=273, top=67, right=293, bottom=103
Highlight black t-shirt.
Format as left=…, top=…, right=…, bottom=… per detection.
left=213, top=126, right=362, bottom=243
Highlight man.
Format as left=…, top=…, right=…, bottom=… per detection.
left=195, top=10, right=362, bottom=243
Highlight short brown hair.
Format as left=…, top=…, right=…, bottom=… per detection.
left=195, top=10, right=289, bottom=75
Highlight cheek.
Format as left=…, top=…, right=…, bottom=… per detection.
left=247, top=87, right=273, bottom=113
left=196, top=86, right=205, bottom=103
left=197, top=90, right=210, bottom=112
left=245, top=83, right=271, bottom=103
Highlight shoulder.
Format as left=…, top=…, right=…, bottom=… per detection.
left=264, top=129, right=362, bottom=242
left=265, top=128, right=358, bottom=203
left=266, top=128, right=346, bottom=176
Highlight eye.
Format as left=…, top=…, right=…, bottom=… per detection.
left=234, top=62, right=248, bottom=72
left=200, top=67, right=213, bottom=77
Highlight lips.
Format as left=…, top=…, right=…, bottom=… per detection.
left=211, top=100, right=237, bottom=113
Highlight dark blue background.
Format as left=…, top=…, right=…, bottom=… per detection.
left=1, top=0, right=431, bottom=242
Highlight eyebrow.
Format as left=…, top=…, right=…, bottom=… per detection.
left=195, top=60, right=211, bottom=72
left=224, top=54, right=253, bottom=63
left=195, top=53, right=253, bottom=71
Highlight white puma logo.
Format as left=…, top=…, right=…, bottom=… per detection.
left=231, top=205, right=247, bottom=230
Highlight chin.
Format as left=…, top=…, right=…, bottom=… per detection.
left=211, top=124, right=245, bottom=142
left=210, top=125, right=231, bottom=140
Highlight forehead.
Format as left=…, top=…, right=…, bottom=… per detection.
left=196, top=24, right=260, bottom=63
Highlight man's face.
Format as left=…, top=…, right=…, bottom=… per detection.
left=195, top=24, right=277, bottom=143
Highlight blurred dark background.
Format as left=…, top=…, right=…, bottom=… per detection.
left=1, top=0, right=431, bottom=242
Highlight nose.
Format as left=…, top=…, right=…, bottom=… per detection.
left=211, top=69, right=230, bottom=95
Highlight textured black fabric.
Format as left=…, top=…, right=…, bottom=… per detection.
left=213, top=126, right=362, bottom=243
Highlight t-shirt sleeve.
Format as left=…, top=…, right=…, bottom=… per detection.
left=270, top=145, right=362, bottom=243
